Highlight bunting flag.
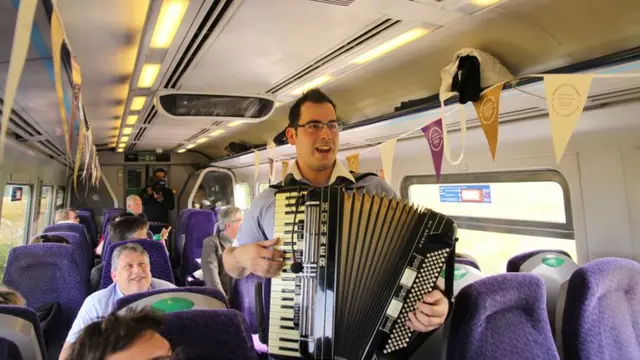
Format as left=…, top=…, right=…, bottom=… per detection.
left=281, top=161, right=289, bottom=180
left=346, top=153, right=360, bottom=172
left=380, top=138, right=397, bottom=184
left=69, top=56, right=83, bottom=163
left=544, top=74, right=593, bottom=163
left=440, top=102, right=467, bottom=165
left=0, top=0, right=38, bottom=162
left=472, top=82, right=504, bottom=160
left=421, top=118, right=445, bottom=182
left=73, top=123, right=86, bottom=193
left=51, top=9, right=70, bottom=157
left=268, top=158, right=276, bottom=183
left=253, top=149, right=260, bottom=182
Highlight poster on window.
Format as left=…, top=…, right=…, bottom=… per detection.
left=11, top=186, right=23, bottom=201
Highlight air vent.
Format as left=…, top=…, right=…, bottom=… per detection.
left=588, top=85, right=640, bottom=104
left=143, top=106, right=157, bottom=125
left=185, top=128, right=209, bottom=142
left=134, top=127, right=148, bottom=142
left=40, top=140, right=65, bottom=158
left=265, top=17, right=401, bottom=94
left=127, top=143, right=136, bottom=152
left=164, top=0, right=235, bottom=89
left=308, top=0, right=355, bottom=6
left=0, top=99, right=43, bottom=138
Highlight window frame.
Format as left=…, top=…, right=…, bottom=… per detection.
left=2, top=183, right=34, bottom=245
left=36, top=184, right=54, bottom=233
left=400, top=170, right=574, bottom=240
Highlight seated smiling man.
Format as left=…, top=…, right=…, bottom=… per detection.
left=59, top=243, right=175, bottom=359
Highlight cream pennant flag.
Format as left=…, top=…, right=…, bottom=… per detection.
left=0, top=0, right=38, bottom=162
left=544, top=74, right=593, bottom=163
left=268, top=158, right=276, bottom=183
left=472, top=82, right=504, bottom=160
left=253, top=149, right=260, bottom=182
left=380, top=139, right=397, bottom=184
left=281, top=161, right=289, bottom=180
left=440, top=102, right=467, bottom=165
left=346, top=153, right=360, bottom=173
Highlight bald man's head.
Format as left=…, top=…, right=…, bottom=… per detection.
left=126, top=195, right=143, bottom=216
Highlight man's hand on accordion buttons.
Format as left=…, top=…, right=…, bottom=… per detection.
left=233, top=238, right=285, bottom=278
left=406, top=290, right=449, bottom=333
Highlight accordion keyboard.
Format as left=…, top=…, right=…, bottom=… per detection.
left=269, top=191, right=305, bottom=358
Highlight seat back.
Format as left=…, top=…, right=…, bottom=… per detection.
left=160, top=310, right=258, bottom=360
left=181, top=210, right=215, bottom=279
left=76, top=210, right=98, bottom=245
left=102, top=229, right=154, bottom=262
left=515, top=251, right=579, bottom=333
left=0, top=306, right=46, bottom=360
left=115, top=287, right=227, bottom=313
left=447, top=273, right=559, bottom=360
left=451, top=262, right=485, bottom=297
left=43, top=231, right=91, bottom=281
left=175, top=209, right=199, bottom=262
left=557, top=257, right=640, bottom=360
left=507, top=249, right=572, bottom=273
left=2, top=244, right=89, bottom=359
left=43, top=223, right=93, bottom=268
left=0, top=305, right=47, bottom=360
left=456, top=258, right=481, bottom=271
left=101, top=208, right=125, bottom=236
left=230, top=274, right=263, bottom=334
left=100, top=239, right=174, bottom=289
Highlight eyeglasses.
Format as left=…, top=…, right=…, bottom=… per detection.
left=295, top=121, right=343, bottom=133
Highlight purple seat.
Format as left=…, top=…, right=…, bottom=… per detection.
left=175, top=209, right=199, bottom=263
left=181, top=211, right=215, bottom=282
left=76, top=210, right=98, bottom=246
left=2, top=244, right=89, bottom=360
left=115, top=287, right=227, bottom=312
left=230, top=274, right=263, bottom=334
left=558, top=258, right=640, bottom=360
left=507, top=249, right=572, bottom=273
left=43, top=223, right=93, bottom=267
left=101, top=228, right=153, bottom=262
left=160, top=309, right=258, bottom=360
left=100, top=239, right=174, bottom=289
left=456, top=258, right=481, bottom=271
left=43, top=232, right=91, bottom=281
left=101, top=208, right=125, bottom=236
left=0, top=305, right=47, bottom=360
left=447, top=273, right=559, bottom=360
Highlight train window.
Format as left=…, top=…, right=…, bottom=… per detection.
left=36, top=186, right=54, bottom=234
left=55, top=187, right=66, bottom=209
left=402, top=170, right=576, bottom=275
left=256, top=182, right=270, bottom=195
left=195, top=170, right=235, bottom=208
left=1, top=184, right=33, bottom=277
left=234, top=183, right=252, bottom=210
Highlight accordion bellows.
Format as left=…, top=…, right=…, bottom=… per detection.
left=268, top=186, right=457, bottom=360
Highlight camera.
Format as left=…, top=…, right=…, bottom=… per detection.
left=148, top=177, right=166, bottom=195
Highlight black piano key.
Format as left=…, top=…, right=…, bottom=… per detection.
left=280, top=288, right=295, bottom=294
left=281, top=297, right=294, bottom=301
left=280, top=317, right=294, bottom=322
left=279, top=346, right=299, bottom=352
left=280, top=325, right=296, bottom=330
left=281, top=277, right=296, bottom=282
left=281, top=305, right=294, bottom=310
left=279, top=338, right=299, bottom=343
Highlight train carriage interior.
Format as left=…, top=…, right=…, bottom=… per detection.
left=0, top=0, right=639, bottom=359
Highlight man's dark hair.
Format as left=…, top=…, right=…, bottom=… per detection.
left=67, top=308, right=165, bottom=360
left=29, top=234, right=69, bottom=245
left=109, top=215, right=148, bottom=243
left=288, top=88, right=336, bottom=128
left=154, top=168, right=167, bottom=176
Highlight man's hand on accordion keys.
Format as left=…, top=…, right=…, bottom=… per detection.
left=228, top=238, right=285, bottom=278
left=406, top=289, right=449, bottom=333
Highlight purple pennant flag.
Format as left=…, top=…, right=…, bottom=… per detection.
left=421, top=118, right=444, bottom=182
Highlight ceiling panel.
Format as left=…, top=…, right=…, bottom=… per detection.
left=180, top=0, right=402, bottom=93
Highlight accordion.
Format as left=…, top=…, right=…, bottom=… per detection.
left=265, top=186, right=457, bottom=360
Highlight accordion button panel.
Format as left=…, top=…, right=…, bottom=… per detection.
left=269, top=192, right=306, bottom=358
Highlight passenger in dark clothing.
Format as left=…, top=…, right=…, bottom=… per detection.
left=139, top=168, right=175, bottom=234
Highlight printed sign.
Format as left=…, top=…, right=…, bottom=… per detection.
left=439, top=185, right=491, bottom=203
left=11, top=186, right=23, bottom=201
